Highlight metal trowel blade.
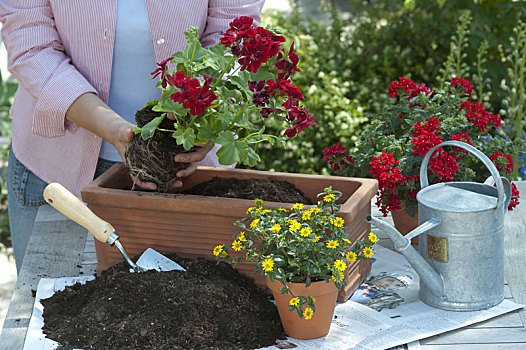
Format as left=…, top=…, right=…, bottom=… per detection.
left=135, top=248, right=186, bottom=272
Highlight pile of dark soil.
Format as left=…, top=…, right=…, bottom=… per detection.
left=183, top=177, right=312, bottom=205
left=42, top=255, right=285, bottom=350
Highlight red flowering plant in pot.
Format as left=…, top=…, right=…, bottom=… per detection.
left=126, top=17, right=315, bottom=191
left=322, top=77, right=523, bottom=229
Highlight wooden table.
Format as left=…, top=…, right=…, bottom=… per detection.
left=1, top=183, right=525, bottom=350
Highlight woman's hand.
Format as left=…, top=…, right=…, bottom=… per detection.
left=65, top=93, right=155, bottom=190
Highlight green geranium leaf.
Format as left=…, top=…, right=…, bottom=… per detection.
left=218, top=86, right=243, bottom=101
left=216, top=110, right=236, bottom=126
left=244, top=147, right=261, bottom=167
left=216, top=131, right=248, bottom=165
left=209, top=44, right=234, bottom=68
left=140, top=115, right=165, bottom=140
left=230, top=70, right=250, bottom=92
left=249, top=66, right=273, bottom=82
left=196, top=122, right=216, bottom=141
left=184, top=27, right=208, bottom=64
left=172, top=128, right=196, bottom=151
left=154, top=91, right=188, bottom=117
left=171, top=51, right=187, bottom=65
left=142, top=100, right=159, bottom=109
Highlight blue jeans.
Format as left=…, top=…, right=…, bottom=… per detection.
left=7, top=148, right=116, bottom=273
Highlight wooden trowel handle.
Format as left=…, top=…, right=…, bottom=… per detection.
left=43, top=183, right=115, bottom=244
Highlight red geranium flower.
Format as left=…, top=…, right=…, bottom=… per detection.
left=170, top=72, right=217, bottom=116
left=238, top=27, right=285, bottom=73
left=451, top=77, right=473, bottom=96
left=410, top=118, right=443, bottom=156
left=266, top=79, right=304, bottom=100
left=460, top=101, right=502, bottom=132
left=276, top=42, right=300, bottom=80
left=220, top=16, right=255, bottom=47
left=283, top=97, right=316, bottom=137
left=151, top=56, right=174, bottom=88
left=322, top=142, right=354, bottom=172
left=490, top=151, right=514, bottom=174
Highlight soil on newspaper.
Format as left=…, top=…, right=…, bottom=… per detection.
left=41, top=256, right=286, bottom=350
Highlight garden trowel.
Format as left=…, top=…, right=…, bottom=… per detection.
left=43, top=182, right=185, bottom=273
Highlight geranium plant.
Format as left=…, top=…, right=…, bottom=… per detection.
left=323, top=77, right=523, bottom=217
left=127, top=17, right=315, bottom=190
left=214, top=187, right=376, bottom=319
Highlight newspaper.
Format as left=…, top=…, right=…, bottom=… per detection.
left=260, top=245, right=524, bottom=349
left=26, top=245, right=523, bottom=350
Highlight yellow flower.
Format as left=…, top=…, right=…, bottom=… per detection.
left=250, top=218, right=260, bottom=228
left=237, top=231, right=247, bottom=242
left=369, top=232, right=378, bottom=244
left=289, top=297, right=300, bottom=307
left=342, top=238, right=351, bottom=244
left=262, top=259, right=274, bottom=273
left=302, top=210, right=312, bottom=221
left=303, top=307, right=314, bottom=320
left=246, top=251, right=251, bottom=259
left=333, top=217, right=344, bottom=227
left=277, top=208, right=289, bottom=213
left=271, top=224, right=281, bottom=233
left=289, top=220, right=301, bottom=231
left=339, top=272, right=345, bottom=280
left=291, top=203, right=304, bottom=210
left=310, top=296, right=316, bottom=303
left=213, top=245, right=224, bottom=256
left=221, top=251, right=228, bottom=258
left=326, top=263, right=331, bottom=268
left=334, top=259, right=347, bottom=271
left=246, top=207, right=255, bottom=215
left=254, top=198, right=264, bottom=207
left=260, top=209, right=271, bottom=215
left=363, top=246, right=374, bottom=258
left=326, top=240, right=339, bottom=249
left=310, top=208, right=321, bottom=215
left=232, top=240, right=242, bottom=252
left=313, top=235, right=321, bottom=242
left=324, top=193, right=336, bottom=202
left=346, top=251, right=357, bottom=263
left=300, top=227, right=312, bottom=237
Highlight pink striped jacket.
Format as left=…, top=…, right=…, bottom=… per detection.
left=0, top=0, right=263, bottom=197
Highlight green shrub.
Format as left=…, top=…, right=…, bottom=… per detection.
left=252, top=1, right=525, bottom=175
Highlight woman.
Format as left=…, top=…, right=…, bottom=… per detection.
left=0, top=0, right=263, bottom=272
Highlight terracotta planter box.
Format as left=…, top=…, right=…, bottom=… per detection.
left=81, top=163, right=378, bottom=302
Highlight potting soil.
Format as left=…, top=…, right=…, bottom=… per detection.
left=182, top=177, right=312, bottom=204
left=41, top=256, right=285, bottom=350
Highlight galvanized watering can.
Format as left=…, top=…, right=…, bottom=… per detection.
left=366, top=141, right=512, bottom=311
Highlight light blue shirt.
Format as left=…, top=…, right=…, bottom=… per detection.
left=99, top=0, right=161, bottom=161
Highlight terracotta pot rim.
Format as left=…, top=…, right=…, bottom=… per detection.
left=266, top=276, right=338, bottom=294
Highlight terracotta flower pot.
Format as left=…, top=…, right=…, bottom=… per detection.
left=266, top=276, right=338, bottom=339
left=391, top=207, right=419, bottom=244
left=81, top=163, right=378, bottom=301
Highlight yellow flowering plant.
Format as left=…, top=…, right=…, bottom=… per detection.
left=214, top=187, right=376, bottom=319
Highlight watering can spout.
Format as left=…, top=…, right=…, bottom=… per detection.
left=365, top=215, right=445, bottom=296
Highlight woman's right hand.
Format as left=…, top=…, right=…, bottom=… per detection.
left=66, top=93, right=158, bottom=190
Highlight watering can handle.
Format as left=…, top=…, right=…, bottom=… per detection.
left=420, top=141, right=506, bottom=210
